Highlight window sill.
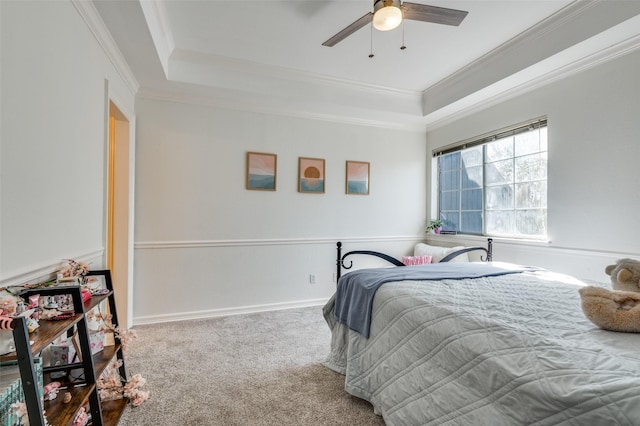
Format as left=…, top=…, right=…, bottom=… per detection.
left=426, top=233, right=551, bottom=247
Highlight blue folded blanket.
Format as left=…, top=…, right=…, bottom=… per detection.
left=334, top=262, right=536, bottom=338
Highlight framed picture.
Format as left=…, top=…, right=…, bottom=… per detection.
left=298, top=157, right=325, bottom=194
left=345, top=161, right=370, bottom=195
left=246, top=152, right=277, bottom=191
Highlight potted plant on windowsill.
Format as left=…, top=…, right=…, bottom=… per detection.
left=426, top=219, right=444, bottom=234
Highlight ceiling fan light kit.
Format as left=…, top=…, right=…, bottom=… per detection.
left=322, top=1, right=468, bottom=47
left=373, top=0, right=402, bottom=31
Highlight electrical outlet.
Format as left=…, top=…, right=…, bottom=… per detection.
left=309, top=274, right=316, bottom=284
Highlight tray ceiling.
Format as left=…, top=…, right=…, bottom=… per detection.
left=93, top=1, right=640, bottom=129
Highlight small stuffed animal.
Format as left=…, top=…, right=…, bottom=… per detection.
left=579, top=286, right=640, bottom=333
left=605, top=258, right=640, bottom=292
left=579, top=258, right=640, bottom=333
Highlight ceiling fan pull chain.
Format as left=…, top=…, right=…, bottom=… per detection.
left=369, top=22, right=375, bottom=58
left=400, top=6, right=406, bottom=50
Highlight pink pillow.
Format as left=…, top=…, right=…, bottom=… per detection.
left=402, top=255, right=433, bottom=266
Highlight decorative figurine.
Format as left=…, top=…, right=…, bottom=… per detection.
left=44, top=296, right=58, bottom=309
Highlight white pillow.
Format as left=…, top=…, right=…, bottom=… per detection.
left=413, top=243, right=470, bottom=263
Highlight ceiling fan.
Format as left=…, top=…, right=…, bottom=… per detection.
left=322, top=0, right=468, bottom=47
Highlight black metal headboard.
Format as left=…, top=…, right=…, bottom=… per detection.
left=336, top=238, right=493, bottom=281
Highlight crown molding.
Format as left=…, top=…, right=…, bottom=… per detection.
left=421, top=0, right=640, bottom=119
left=425, top=14, right=640, bottom=129
left=137, top=86, right=427, bottom=132
left=170, top=48, right=421, bottom=99
left=138, top=0, right=175, bottom=77
left=422, top=1, right=598, bottom=105
left=164, top=48, right=425, bottom=128
left=71, top=0, right=139, bottom=96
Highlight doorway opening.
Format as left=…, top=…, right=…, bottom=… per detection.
left=108, top=100, right=133, bottom=328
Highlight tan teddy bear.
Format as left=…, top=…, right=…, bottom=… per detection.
left=579, top=258, right=640, bottom=333
left=605, top=258, right=640, bottom=292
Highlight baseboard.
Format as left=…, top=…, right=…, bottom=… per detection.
left=132, top=298, right=329, bottom=326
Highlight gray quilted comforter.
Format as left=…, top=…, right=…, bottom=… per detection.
left=323, top=267, right=640, bottom=425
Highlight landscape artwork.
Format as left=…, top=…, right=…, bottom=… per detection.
left=298, top=157, right=325, bottom=193
left=346, top=161, right=370, bottom=195
left=246, top=152, right=277, bottom=191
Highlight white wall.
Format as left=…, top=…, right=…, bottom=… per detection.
left=426, top=49, right=640, bottom=281
left=0, top=1, right=135, bottom=284
left=133, top=98, right=427, bottom=323
left=7, top=1, right=637, bottom=324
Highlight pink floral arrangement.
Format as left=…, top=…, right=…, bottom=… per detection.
left=0, top=295, right=18, bottom=317
left=9, top=402, right=28, bottom=424
left=58, top=259, right=90, bottom=282
left=89, top=309, right=149, bottom=407
left=71, top=407, right=89, bottom=426
left=98, top=359, right=149, bottom=407
left=85, top=310, right=138, bottom=351
left=114, top=326, right=138, bottom=349
left=10, top=401, right=50, bottom=425
left=124, top=374, right=150, bottom=407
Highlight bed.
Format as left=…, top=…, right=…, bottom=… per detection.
left=323, top=241, right=640, bottom=425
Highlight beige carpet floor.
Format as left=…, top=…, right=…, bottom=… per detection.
left=117, top=306, right=385, bottom=425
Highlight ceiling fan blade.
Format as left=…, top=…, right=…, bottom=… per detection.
left=322, top=12, right=373, bottom=47
left=401, top=3, right=468, bottom=26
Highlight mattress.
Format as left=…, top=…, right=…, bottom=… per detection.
left=323, top=267, right=640, bottom=425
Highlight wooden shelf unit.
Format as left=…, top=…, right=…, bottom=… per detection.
left=1, top=270, right=128, bottom=426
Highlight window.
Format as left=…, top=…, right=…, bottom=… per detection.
left=435, top=119, right=547, bottom=239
